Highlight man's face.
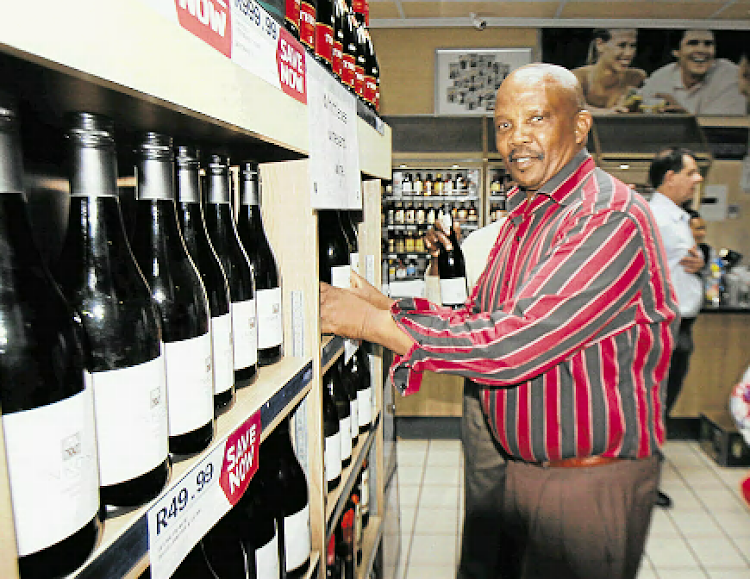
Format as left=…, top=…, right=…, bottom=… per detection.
left=673, top=30, right=716, bottom=84
left=494, top=76, right=591, bottom=191
left=670, top=154, right=703, bottom=205
left=690, top=216, right=707, bottom=244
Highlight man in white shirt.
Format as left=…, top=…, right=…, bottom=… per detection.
left=424, top=216, right=513, bottom=579
left=648, top=147, right=705, bottom=508
left=640, top=29, right=746, bottom=116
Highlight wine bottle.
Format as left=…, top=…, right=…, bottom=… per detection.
left=237, top=162, right=283, bottom=367
left=437, top=206, right=468, bottom=308
left=175, top=144, right=235, bottom=414
left=338, top=210, right=359, bottom=275
left=314, top=0, right=334, bottom=70
left=360, top=458, right=370, bottom=528
left=362, top=27, right=378, bottom=109
left=319, top=210, right=351, bottom=289
left=336, top=495, right=356, bottom=579
left=299, top=0, right=316, bottom=52
left=171, top=541, right=216, bottom=579
left=235, top=471, right=281, bottom=579
left=337, top=357, right=358, bottom=447
left=329, top=362, right=352, bottom=468
left=340, top=0, right=357, bottom=93
left=260, top=418, right=312, bottom=579
left=131, top=132, right=214, bottom=456
left=55, top=112, right=171, bottom=508
left=323, top=369, right=342, bottom=491
left=325, top=532, right=341, bottom=579
left=332, top=0, right=345, bottom=81
left=351, top=10, right=366, bottom=100
left=350, top=478, right=362, bottom=566
left=203, top=154, right=259, bottom=386
left=199, top=508, right=249, bottom=578
left=284, top=0, right=301, bottom=40
left=352, top=346, right=372, bottom=434
left=0, top=102, right=102, bottom=578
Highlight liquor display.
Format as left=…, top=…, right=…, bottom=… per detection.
left=436, top=205, right=468, bottom=308
left=351, top=346, right=372, bottom=433
left=237, top=162, right=284, bottom=367
left=55, top=113, right=171, bottom=507
left=203, top=154, right=259, bottom=386
left=319, top=209, right=352, bottom=288
left=314, top=0, right=334, bottom=70
left=323, top=367, right=343, bottom=491
left=176, top=145, right=236, bottom=413
left=131, top=132, right=214, bottom=456
left=329, top=362, right=353, bottom=468
left=0, top=103, right=102, bottom=578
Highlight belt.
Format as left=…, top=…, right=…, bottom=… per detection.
left=537, top=456, right=624, bottom=469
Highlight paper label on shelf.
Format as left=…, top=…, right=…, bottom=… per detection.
left=147, top=409, right=261, bottom=579
left=306, top=54, right=361, bottom=209
left=138, top=0, right=307, bottom=104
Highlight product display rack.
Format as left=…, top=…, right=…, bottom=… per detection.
left=0, top=2, right=393, bottom=578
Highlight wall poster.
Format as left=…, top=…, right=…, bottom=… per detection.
left=541, top=28, right=750, bottom=116
left=434, top=48, right=533, bottom=116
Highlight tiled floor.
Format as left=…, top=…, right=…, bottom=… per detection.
left=395, top=438, right=750, bottom=579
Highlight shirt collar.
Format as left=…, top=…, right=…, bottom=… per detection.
left=506, top=148, right=595, bottom=224
left=669, top=61, right=718, bottom=92
left=650, top=190, right=689, bottom=223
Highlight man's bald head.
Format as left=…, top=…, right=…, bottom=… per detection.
left=502, top=63, right=588, bottom=112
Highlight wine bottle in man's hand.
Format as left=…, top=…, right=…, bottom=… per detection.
left=435, top=206, right=468, bottom=308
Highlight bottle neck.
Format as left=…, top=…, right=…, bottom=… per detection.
left=206, top=171, right=231, bottom=204
left=176, top=165, right=201, bottom=204
left=0, top=119, right=24, bottom=194
left=137, top=156, right=175, bottom=201
left=240, top=177, right=260, bottom=207
left=69, top=143, right=119, bottom=198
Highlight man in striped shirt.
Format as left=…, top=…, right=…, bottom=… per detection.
left=321, top=63, right=678, bottom=579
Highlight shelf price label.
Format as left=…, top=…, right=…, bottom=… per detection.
left=306, top=54, right=360, bottom=209
left=147, top=410, right=261, bottom=579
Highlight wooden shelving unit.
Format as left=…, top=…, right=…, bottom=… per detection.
left=0, top=1, right=393, bottom=577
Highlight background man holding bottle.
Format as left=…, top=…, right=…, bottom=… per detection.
left=321, top=63, right=678, bottom=578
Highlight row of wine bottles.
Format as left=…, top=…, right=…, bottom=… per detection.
left=0, top=101, right=284, bottom=577
left=327, top=459, right=370, bottom=579
left=173, top=417, right=312, bottom=579
left=275, top=0, right=380, bottom=111
left=323, top=352, right=373, bottom=492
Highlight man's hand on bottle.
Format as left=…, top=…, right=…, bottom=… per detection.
left=424, top=219, right=462, bottom=275
left=350, top=270, right=394, bottom=311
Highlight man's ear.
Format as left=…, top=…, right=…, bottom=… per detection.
left=574, top=110, right=593, bottom=145
left=672, top=48, right=680, bottom=60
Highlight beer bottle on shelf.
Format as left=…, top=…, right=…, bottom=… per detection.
left=131, top=132, right=214, bottom=456
left=1, top=102, right=102, bottom=577
left=175, top=144, right=235, bottom=414
left=56, top=112, right=171, bottom=508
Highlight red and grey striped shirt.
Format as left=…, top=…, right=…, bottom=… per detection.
left=389, top=150, right=678, bottom=462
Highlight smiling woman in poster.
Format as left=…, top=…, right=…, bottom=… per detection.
left=572, top=28, right=646, bottom=112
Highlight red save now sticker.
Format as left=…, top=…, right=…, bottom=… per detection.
left=174, top=0, right=232, bottom=58
left=276, top=29, right=307, bottom=104
left=219, top=410, right=260, bottom=505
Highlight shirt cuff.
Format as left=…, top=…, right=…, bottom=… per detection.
left=388, top=340, right=424, bottom=396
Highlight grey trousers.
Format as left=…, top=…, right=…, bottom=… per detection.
left=457, top=382, right=514, bottom=579
left=504, top=455, right=660, bottom=579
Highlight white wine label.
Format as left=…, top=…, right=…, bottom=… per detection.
left=3, top=387, right=100, bottom=556
left=357, top=386, right=373, bottom=428
left=440, top=277, right=468, bottom=306
left=331, top=264, right=351, bottom=289
left=232, top=298, right=258, bottom=368
left=256, top=530, right=280, bottom=578
left=325, top=432, right=342, bottom=482
left=340, top=416, right=352, bottom=460
left=164, top=332, right=214, bottom=436
left=91, top=355, right=169, bottom=486
left=257, top=287, right=283, bottom=350
left=211, top=313, right=234, bottom=396
left=350, top=398, right=358, bottom=436
left=284, top=505, right=311, bottom=571
left=350, top=252, right=360, bottom=275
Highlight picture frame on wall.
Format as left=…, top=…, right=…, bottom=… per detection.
left=435, top=48, right=534, bottom=116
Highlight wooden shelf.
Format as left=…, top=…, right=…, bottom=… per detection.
left=356, top=516, right=384, bottom=579
left=70, top=357, right=312, bottom=579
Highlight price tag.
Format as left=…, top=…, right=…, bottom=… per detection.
left=306, top=54, right=360, bottom=209
left=147, top=411, right=261, bottom=578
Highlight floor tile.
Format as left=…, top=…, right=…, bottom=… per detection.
left=655, top=570, right=708, bottom=578
left=399, top=485, right=422, bottom=508
left=422, top=465, right=460, bottom=487
left=413, top=507, right=459, bottom=535
left=398, top=466, right=425, bottom=487
left=404, top=564, right=457, bottom=579
left=418, top=485, right=460, bottom=509
left=407, top=534, right=457, bottom=565
left=686, top=536, right=748, bottom=568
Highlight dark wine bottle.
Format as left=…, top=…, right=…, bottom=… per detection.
left=437, top=205, right=468, bottom=308
left=0, top=102, right=102, bottom=578
left=237, top=162, right=283, bottom=367
left=328, top=363, right=352, bottom=468
left=325, top=532, right=341, bottom=579
left=352, top=346, right=372, bottom=434
left=319, top=210, right=351, bottom=289
left=203, top=154, right=259, bottom=386
left=362, top=27, right=379, bottom=109
left=285, top=0, right=301, bottom=40
left=349, top=5, right=366, bottom=100
left=199, top=508, right=249, bottom=578
left=332, top=0, right=345, bottom=81
left=235, top=471, right=281, bottom=579
left=260, top=418, right=311, bottom=579
left=338, top=210, right=359, bottom=275
left=130, top=132, right=214, bottom=456
left=299, top=0, right=316, bottom=52
left=350, top=476, right=362, bottom=566
left=314, top=0, right=334, bottom=69
left=340, top=0, right=357, bottom=93
left=336, top=495, right=356, bottom=579
left=175, top=145, right=235, bottom=413
left=323, top=369, right=342, bottom=491
left=337, top=357, right=358, bottom=446
left=171, top=541, right=217, bottom=579
left=56, top=112, right=171, bottom=508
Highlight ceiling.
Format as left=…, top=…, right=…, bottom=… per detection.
left=368, top=0, right=750, bottom=29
